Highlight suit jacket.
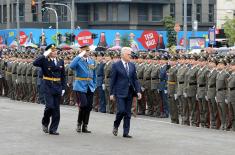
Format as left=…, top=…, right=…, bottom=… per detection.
left=110, top=60, right=141, bottom=98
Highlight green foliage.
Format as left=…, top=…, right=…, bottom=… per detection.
left=120, top=34, right=130, bottom=47
left=163, top=16, right=177, bottom=48
left=223, top=18, right=235, bottom=46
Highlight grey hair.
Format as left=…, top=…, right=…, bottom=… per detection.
left=121, top=47, right=132, bottom=56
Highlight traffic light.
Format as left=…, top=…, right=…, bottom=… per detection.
left=91, top=33, right=98, bottom=39
left=31, top=0, right=36, bottom=13
left=41, top=0, right=47, bottom=14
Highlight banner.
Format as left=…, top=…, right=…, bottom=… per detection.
left=138, top=31, right=159, bottom=50
left=76, top=30, right=93, bottom=46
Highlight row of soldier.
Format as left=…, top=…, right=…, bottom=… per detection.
left=1, top=49, right=235, bottom=131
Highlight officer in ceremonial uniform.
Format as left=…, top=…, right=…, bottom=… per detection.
left=70, top=45, right=96, bottom=133
left=33, top=44, right=66, bottom=135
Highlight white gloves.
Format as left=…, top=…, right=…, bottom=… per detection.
left=215, top=97, right=217, bottom=103
left=102, top=84, right=105, bottom=90
left=205, top=96, right=208, bottom=101
left=61, top=90, right=65, bottom=96
left=225, top=99, right=228, bottom=104
left=137, top=93, right=142, bottom=100
left=141, top=87, right=145, bottom=92
left=174, top=94, right=178, bottom=100
left=78, top=51, right=86, bottom=57
left=43, top=49, right=52, bottom=57
left=164, top=90, right=168, bottom=94
left=183, top=93, right=187, bottom=98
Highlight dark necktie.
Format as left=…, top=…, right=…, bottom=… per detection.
left=125, top=62, right=129, bottom=76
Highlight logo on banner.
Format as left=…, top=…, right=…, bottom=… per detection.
left=76, top=31, right=93, bottom=46
left=0, top=36, right=3, bottom=44
left=179, top=38, right=188, bottom=46
left=20, top=31, right=27, bottom=45
left=208, top=28, right=216, bottom=45
left=138, top=31, right=159, bottom=50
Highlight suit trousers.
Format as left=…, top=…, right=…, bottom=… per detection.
left=114, top=92, right=133, bottom=135
left=42, top=93, right=61, bottom=133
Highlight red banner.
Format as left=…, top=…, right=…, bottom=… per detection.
left=20, top=31, right=27, bottom=45
left=138, top=31, right=159, bottom=50
left=0, top=36, right=3, bottom=44
left=76, top=31, right=93, bottom=46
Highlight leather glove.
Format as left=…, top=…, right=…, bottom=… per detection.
left=61, top=90, right=65, bottom=96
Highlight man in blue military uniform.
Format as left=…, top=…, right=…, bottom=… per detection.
left=70, top=45, right=96, bottom=133
left=33, top=44, right=66, bottom=135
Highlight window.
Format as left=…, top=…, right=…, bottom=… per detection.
left=107, top=4, right=113, bottom=21
left=94, top=4, right=99, bottom=21
left=13, top=4, right=16, bottom=22
left=77, top=4, right=89, bottom=22
left=196, top=4, right=201, bottom=22
left=3, top=5, right=7, bottom=23
left=170, top=3, right=175, bottom=19
left=0, top=5, right=2, bottom=23
left=55, top=5, right=67, bottom=22
left=152, top=4, right=163, bottom=22
left=182, top=4, right=192, bottom=23
left=138, top=4, right=148, bottom=22
left=19, top=3, right=25, bottom=22
left=117, top=4, right=129, bottom=21
left=42, top=11, right=50, bottom=22
left=209, top=4, right=214, bottom=22
left=32, top=4, right=39, bottom=22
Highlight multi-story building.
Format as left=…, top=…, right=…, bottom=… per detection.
left=216, top=0, right=235, bottom=29
left=0, top=0, right=216, bottom=31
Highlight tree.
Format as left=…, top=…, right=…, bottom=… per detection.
left=163, top=16, right=176, bottom=48
left=223, top=18, right=235, bottom=46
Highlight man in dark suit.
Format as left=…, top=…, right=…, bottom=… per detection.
left=110, top=47, right=142, bottom=138
left=33, top=44, right=66, bottom=135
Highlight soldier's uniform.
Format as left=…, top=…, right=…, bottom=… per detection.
left=197, top=58, right=210, bottom=127
left=176, top=62, right=189, bottom=125
left=150, top=58, right=162, bottom=117
left=11, top=59, right=19, bottom=100
left=31, top=65, right=38, bottom=103
left=25, top=60, right=33, bottom=102
left=21, top=58, right=28, bottom=101
left=216, top=60, right=230, bottom=130
left=136, top=59, right=146, bottom=115
left=104, top=56, right=115, bottom=113
left=143, top=57, right=154, bottom=116
left=6, top=58, right=14, bottom=99
left=227, top=60, right=235, bottom=131
left=167, top=56, right=179, bottom=124
left=184, top=62, right=199, bottom=126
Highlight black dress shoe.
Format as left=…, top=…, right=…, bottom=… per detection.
left=112, top=127, right=118, bottom=136
left=82, top=126, right=91, bottom=133
left=49, top=132, right=60, bottom=135
left=123, top=134, right=132, bottom=138
left=42, top=125, right=48, bottom=133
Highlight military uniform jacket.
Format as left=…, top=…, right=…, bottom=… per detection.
left=33, top=55, right=66, bottom=96
left=5, top=61, right=12, bottom=81
left=216, top=70, right=230, bottom=103
left=167, top=65, right=178, bottom=96
left=207, top=69, right=217, bottom=99
left=137, top=63, right=145, bottom=87
left=227, top=72, right=235, bottom=103
left=159, top=64, right=168, bottom=91
left=143, top=63, right=153, bottom=89
left=26, top=63, right=33, bottom=84
left=96, top=61, right=105, bottom=87
left=176, top=64, right=189, bottom=96
left=104, top=60, right=112, bottom=88
left=16, top=62, right=23, bottom=84
left=151, top=64, right=161, bottom=90
left=197, top=67, right=209, bottom=98
left=21, top=63, right=27, bottom=84
left=31, top=65, right=37, bottom=85
left=0, top=59, right=5, bottom=78
left=11, top=61, right=18, bottom=83
left=184, top=65, right=199, bottom=97
left=69, top=56, right=96, bottom=93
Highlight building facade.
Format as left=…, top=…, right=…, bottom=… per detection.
left=216, top=0, right=235, bottom=29
left=0, top=0, right=216, bottom=31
